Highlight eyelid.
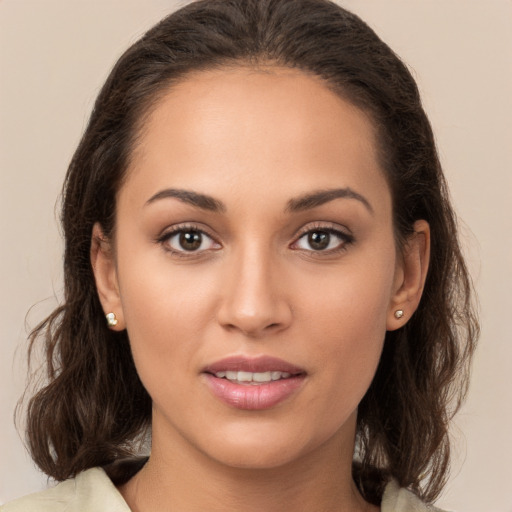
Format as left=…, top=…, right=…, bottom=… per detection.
left=290, top=222, right=354, bottom=253
left=155, top=221, right=353, bottom=256
left=293, top=221, right=352, bottom=238
left=156, top=222, right=221, bottom=256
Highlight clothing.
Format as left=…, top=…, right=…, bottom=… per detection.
left=1, top=467, right=446, bottom=512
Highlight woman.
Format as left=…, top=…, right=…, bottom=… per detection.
left=4, top=0, right=478, bottom=510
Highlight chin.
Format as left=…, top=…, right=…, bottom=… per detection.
left=206, top=444, right=305, bottom=471
left=195, top=420, right=340, bottom=472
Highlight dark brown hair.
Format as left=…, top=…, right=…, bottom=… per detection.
left=22, top=0, right=478, bottom=505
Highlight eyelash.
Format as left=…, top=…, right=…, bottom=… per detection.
left=156, top=223, right=220, bottom=258
left=291, top=223, right=354, bottom=255
left=156, top=222, right=354, bottom=258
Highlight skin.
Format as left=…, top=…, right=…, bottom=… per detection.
left=92, top=66, right=430, bottom=512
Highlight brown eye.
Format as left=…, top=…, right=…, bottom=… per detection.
left=293, top=227, right=353, bottom=253
left=308, top=231, right=330, bottom=250
left=179, top=231, right=203, bottom=251
left=162, top=228, right=219, bottom=254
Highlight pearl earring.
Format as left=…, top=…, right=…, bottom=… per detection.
left=106, top=312, right=118, bottom=327
left=394, top=309, right=404, bottom=319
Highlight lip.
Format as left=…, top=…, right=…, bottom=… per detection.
left=202, top=355, right=306, bottom=410
left=203, top=355, right=304, bottom=375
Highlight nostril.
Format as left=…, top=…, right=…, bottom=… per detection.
left=216, top=291, right=293, bottom=337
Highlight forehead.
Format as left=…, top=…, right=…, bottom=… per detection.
left=123, top=66, right=389, bottom=213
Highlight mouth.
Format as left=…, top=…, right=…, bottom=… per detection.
left=202, top=356, right=306, bottom=410
left=209, top=370, right=296, bottom=385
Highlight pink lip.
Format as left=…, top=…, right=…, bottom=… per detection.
left=204, top=355, right=304, bottom=374
left=203, top=356, right=306, bottom=410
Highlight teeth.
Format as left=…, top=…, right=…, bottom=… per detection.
left=253, top=371, right=272, bottom=382
left=272, top=371, right=290, bottom=380
left=214, top=370, right=293, bottom=383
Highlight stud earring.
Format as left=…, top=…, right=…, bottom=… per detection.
left=106, top=312, right=118, bottom=327
left=394, top=309, right=404, bottom=319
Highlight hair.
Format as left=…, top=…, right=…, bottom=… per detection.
left=22, top=0, right=478, bottom=505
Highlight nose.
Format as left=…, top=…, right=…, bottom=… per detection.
left=216, top=245, right=292, bottom=338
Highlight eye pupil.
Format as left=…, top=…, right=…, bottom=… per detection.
left=179, top=231, right=202, bottom=251
left=308, top=231, right=330, bottom=250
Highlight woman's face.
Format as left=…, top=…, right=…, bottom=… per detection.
left=95, top=66, right=409, bottom=469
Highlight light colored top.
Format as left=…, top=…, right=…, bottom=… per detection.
left=1, top=467, right=446, bottom=512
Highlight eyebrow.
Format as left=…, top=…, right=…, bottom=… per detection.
left=145, top=186, right=373, bottom=215
left=286, top=188, right=374, bottom=214
left=145, top=188, right=226, bottom=212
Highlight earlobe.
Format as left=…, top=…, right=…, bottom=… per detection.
left=90, top=222, right=125, bottom=330
left=387, top=220, right=430, bottom=331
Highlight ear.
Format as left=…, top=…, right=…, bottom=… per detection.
left=90, top=222, right=125, bottom=330
left=387, top=220, right=430, bottom=330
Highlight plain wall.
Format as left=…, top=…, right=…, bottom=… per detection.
left=1, top=1, right=511, bottom=510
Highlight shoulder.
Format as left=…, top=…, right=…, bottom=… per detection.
left=1, top=467, right=130, bottom=512
left=381, top=479, right=449, bottom=512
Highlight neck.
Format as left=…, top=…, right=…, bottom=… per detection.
left=119, top=416, right=377, bottom=512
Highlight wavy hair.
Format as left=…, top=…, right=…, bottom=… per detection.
left=22, top=0, right=478, bottom=505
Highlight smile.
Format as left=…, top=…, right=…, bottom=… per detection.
left=213, top=370, right=292, bottom=384
left=203, top=356, right=306, bottom=410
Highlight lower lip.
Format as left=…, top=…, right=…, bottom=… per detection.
left=204, top=374, right=305, bottom=410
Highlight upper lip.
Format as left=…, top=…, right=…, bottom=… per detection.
left=203, top=355, right=305, bottom=375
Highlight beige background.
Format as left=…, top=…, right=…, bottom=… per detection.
left=1, top=1, right=511, bottom=510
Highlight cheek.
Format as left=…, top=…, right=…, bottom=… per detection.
left=296, top=252, right=395, bottom=399
left=114, top=247, right=219, bottom=382
left=117, top=235, right=217, bottom=325
left=308, top=288, right=387, bottom=386
left=300, top=251, right=395, bottom=340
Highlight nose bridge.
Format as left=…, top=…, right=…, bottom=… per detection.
left=217, top=239, right=290, bottom=336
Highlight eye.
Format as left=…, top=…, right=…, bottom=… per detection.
left=159, top=226, right=220, bottom=254
left=293, top=227, right=353, bottom=252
